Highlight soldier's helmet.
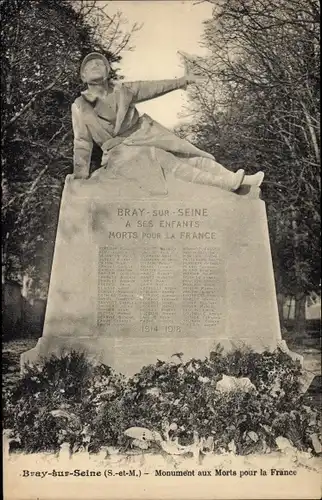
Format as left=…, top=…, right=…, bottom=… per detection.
left=80, top=52, right=111, bottom=82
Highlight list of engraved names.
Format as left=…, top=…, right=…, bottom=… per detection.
left=97, top=245, right=225, bottom=332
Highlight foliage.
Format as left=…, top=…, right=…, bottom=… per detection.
left=177, top=0, right=320, bottom=329
left=1, top=0, right=138, bottom=297
left=3, top=347, right=321, bottom=456
left=3, top=351, right=126, bottom=453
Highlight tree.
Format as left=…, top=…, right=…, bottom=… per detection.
left=1, top=0, right=138, bottom=298
left=178, top=0, right=320, bottom=332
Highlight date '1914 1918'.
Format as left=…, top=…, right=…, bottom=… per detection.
left=142, top=325, right=181, bottom=333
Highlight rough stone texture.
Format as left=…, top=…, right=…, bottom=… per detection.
left=21, top=173, right=283, bottom=376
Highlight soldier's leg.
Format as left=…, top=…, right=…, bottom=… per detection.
left=156, top=149, right=263, bottom=192
left=187, top=156, right=264, bottom=188
left=156, top=150, right=243, bottom=191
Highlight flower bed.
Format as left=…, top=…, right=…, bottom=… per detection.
left=3, top=346, right=321, bottom=457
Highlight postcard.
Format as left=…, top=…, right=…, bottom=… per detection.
left=3, top=1, right=321, bottom=499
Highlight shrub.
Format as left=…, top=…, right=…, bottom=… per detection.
left=3, top=351, right=125, bottom=453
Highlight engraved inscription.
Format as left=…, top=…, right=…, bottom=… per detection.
left=97, top=245, right=225, bottom=333
left=97, top=247, right=136, bottom=326
left=139, top=247, right=180, bottom=324
left=183, top=248, right=224, bottom=328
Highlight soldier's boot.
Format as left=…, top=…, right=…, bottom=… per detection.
left=242, top=171, right=265, bottom=187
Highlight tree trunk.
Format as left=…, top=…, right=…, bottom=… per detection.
left=1, top=232, right=10, bottom=286
left=291, top=207, right=307, bottom=335
left=22, top=273, right=33, bottom=304
left=294, top=293, right=307, bottom=335
left=277, top=292, right=286, bottom=331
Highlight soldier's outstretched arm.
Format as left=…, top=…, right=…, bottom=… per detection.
left=123, top=51, right=203, bottom=104
left=123, top=77, right=189, bottom=103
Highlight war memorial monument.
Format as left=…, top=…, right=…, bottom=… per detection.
left=21, top=53, right=288, bottom=376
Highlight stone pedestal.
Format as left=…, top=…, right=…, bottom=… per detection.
left=21, top=173, right=283, bottom=376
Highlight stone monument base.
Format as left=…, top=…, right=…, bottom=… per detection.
left=21, top=173, right=295, bottom=377
left=21, top=335, right=289, bottom=378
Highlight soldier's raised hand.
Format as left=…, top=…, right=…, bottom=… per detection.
left=178, top=51, right=204, bottom=85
